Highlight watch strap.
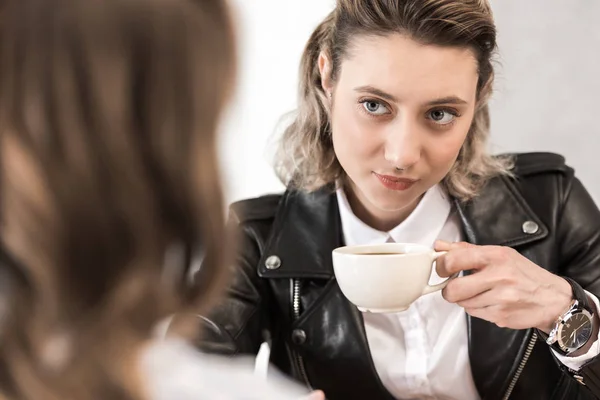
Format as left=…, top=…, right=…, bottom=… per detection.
left=562, top=276, right=592, bottom=312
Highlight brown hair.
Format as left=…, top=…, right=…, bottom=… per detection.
left=275, top=0, right=513, bottom=200
left=0, top=0, right=235, bottom=399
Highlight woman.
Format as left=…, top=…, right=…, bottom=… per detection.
left=198, top=0, right=600, bottom=399
left=0, top=0, right=319, bottom=399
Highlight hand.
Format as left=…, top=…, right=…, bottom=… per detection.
left=300, top=390, right=325, bottom=400
left=434, top=240, right=573, bottom=332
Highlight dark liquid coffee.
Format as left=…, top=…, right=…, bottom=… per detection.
left=358, top=252, right=406, bottom=255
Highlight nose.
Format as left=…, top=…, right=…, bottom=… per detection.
left=383, top=117, right=422, bottom=170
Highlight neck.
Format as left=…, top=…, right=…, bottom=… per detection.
left=344, top=181, right=422, bottom=232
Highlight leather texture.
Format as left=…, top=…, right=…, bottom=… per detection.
left=197, top=153, right=600, bottom=400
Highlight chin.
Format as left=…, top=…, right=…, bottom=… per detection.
left=365, top=188, right=421, bottom=213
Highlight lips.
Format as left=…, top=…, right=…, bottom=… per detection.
left=373, top=172, right=419, bottom=191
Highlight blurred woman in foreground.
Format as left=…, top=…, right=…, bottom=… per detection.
left=0, top=0, right=319, bottom=399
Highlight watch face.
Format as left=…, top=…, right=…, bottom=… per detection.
left=560, top=312, right=593, bottom=350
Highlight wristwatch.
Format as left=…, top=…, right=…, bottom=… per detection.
left=545, top=277, right=595, bottom=356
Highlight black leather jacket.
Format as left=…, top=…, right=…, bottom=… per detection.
left=198, top=153, right=600, bottom=400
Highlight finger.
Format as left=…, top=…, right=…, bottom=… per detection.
left=434, top=240, right=453, bottom=251
left=460, top=284, right=527, bottom=309
left=454, top=288, right=496, bottom=309
left=436, top=246, right=492, bottom=277
left=442, top=272, right=495, bottom=303
left=464, top=305, right=496, bottom=323
left=434, top=240, right=476, bottom=251
left=464, top=304, right=516, bottom=329
left=301, top=390, right=325, bottom=400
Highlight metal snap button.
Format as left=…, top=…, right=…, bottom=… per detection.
left=522, top=221, right=539, bottom=235
left=291, top=329, right=307, bottom=345
left=265, top=255, right=281, bottom=270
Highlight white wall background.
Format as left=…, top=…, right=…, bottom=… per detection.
left=489, top=0, right=600, bottom=203
left=220, top=0, right=600, bottom=206
left=219, top=0, right=336, bottom=204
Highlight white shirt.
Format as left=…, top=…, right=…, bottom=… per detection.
left=141, top=339, right=307, bottom=400
left=336, top=185, right=600, bottom=400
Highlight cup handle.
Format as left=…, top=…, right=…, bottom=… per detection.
left=421, top=251, right=458, bottom=295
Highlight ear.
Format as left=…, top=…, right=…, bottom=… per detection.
left=318, top=51, right=334, bottom=96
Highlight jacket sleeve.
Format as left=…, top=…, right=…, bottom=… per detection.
left=556, top=174, right=600, bottom=396
left=192, top=212, right=272, bottom=357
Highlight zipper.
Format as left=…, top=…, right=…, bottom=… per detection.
left=502, top=331, right=538, bottom=400
left=291, top=278, right=312, bottom=390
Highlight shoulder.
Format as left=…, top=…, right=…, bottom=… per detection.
left=500, top=152, right=577, bottom=201
left=228, top=193, right=283, bottom=225
left=491, top=152, right=584, bottom=217
left=503, top=152, right=573, bottom=178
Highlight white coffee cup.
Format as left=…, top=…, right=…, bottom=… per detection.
left=332, top=243, right=455, bottom=313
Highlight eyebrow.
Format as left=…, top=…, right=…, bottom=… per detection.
left=427, top=96, right=469, bottom=106
left=354, top=85, right=469, bottom=106
left=354, top=85, right=399, bottom=102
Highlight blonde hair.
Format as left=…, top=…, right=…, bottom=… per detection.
left=275, top=0, right=513, bottom=200
left=0, top=0, right=235, bottom=399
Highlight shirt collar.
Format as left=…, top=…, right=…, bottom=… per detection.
left=336, top=185, right=452, bottom=248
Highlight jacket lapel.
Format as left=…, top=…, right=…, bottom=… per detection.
left=257, top=187, right=396, bottom=398
left=456, top=175, right=549, bottom=399
left=455, top=175, right=548, bottom=246
left=258, top=185, right=339, bottom=279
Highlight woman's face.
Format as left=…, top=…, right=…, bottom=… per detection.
left=320, top=34, right=479, bottom=228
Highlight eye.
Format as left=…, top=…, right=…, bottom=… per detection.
left=360, top=100, right=390, bottom=116
left=427, top=109, right=457, bottom=125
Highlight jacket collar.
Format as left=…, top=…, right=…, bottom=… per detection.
left=455, top=175, right=548, bottom=247
left=258, top=176, right=548, bottom=279
left=258, top=185, right=342, bottom=279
